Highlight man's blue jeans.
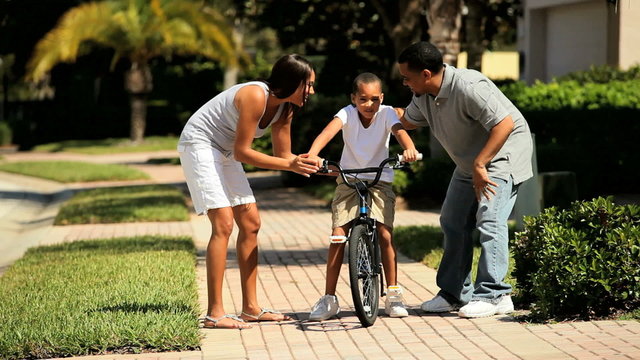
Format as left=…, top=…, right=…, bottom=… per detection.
left=436, top=168, right=519, bottom=305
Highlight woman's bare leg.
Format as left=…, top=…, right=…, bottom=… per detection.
left=234, top=202, right=290, bottom=321
left=203, top=207, right=250, bottom=329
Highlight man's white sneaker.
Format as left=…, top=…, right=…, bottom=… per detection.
left=458, top=295, right=514, bottom=318
left=309, top=294, right=340, bottom=321
left=421, top=295, right=458, bottom=313
left=384, top=285, right=409, bottom=318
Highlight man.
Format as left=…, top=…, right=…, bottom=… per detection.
left=397, top=41, right=533, bottom=318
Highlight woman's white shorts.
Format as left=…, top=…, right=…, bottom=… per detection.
left=178, top=144, right=255, bottom=215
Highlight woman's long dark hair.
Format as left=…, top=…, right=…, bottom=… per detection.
left=264, top=54, right=314, bottom=114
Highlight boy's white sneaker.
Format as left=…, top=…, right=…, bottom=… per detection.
left=458, top=295, right=514, bottom=318
left=309, top=294, right=340, bottom=321
left=385, top=285, right=409, bottom=318
left=420, top=295, right=459, bottom=313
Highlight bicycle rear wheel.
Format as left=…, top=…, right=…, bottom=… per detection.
left=348, top=223, right=379, bottom=327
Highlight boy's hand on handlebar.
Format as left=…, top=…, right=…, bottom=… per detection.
left=306, top=154, right=324, bottom=167
left=290, top=153, right=319, bottom=177
left=402, top=149, right=420, bottom=162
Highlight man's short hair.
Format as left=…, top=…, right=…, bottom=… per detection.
left=398, top=42, right=444, bottom=73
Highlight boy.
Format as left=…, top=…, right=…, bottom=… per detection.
left=307, top=72, right=419, bottom=320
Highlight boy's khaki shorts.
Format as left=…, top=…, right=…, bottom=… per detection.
left=331, top=177, right=396, bottom=229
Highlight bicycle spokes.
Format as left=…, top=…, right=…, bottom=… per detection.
left=357, top=239, right=374, bottom=316
left=349, top=224, right=380, bottom=327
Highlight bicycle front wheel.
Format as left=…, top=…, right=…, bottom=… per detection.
left=348, top=224, right=379, bottom=327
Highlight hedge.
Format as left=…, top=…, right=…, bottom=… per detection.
left=513, top=197, right=640, bottom=320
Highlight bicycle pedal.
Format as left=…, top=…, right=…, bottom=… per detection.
left=329, top=235, right=347, bottom=244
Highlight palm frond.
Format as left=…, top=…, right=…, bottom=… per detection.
left=26, top=2, right=116, bottom=81
left=27, top=0, right=245, bottom=81
left=162, top=1, right=239, bottom=65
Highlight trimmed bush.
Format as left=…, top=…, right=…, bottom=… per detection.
left=500, top=79, right=640, bottom=111
left=555, top=64, right=640, bottom=84
left=513, top=197, right=640, bottom=320
left=498, top=72, right=640, bottom=198
left=0, top=122, right=12, bottom=146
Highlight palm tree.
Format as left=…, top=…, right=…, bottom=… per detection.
left=26, top=0, right=240, bottom=143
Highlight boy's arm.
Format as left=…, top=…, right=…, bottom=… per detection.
left=308, top=117, right=343, bottom=162
left=391, top=123, right=419, bottom=162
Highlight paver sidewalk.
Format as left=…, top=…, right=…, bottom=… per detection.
left=2, top=151, right=639, bottom=360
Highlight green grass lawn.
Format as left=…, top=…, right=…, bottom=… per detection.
left=33, top=136, right=178, bottom=154
left=0, top=161, right=150, bottom=183
left=55, top=185, right=189, bottom=225
left=0, top=236, right=200, bottom=360
left=394, top=225, right=518, bottom=292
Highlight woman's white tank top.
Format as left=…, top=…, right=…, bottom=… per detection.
left=178, top=81, right=284, bottom=157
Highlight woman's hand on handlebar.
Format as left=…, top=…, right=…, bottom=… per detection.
left=401, top=148, right=420, bottom=162
left=290, top=154, right=319, bottom=177
left=306, top=154, right=324, bottom=167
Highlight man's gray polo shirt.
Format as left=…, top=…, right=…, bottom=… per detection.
left=404, top=65, right=533, bottom=185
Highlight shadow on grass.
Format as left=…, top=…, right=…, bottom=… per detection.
left=26, top=236, right=195, bottom=256
left=38, top=139, right=125, bottom=152
left=145, top=157, right=180, bottom=165
left=92, top=302, right=193, bottom=314
left=56, top=195, right=187, bottom=224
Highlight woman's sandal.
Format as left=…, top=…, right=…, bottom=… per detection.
left=240, top=308, right=292, bottom=322
left=200, top=314, right=252, bottom=329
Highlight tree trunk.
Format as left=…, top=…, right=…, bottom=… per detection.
left=129, top=95, right=147, bottom=143
left=465, top=0, right=485, bottom=71
left=425, top=0, right=462, bottom=159
left=370, top=0, right=424, bottom=80
left=426, top=0, right=463, bottom=66
left=125, top=61, right=153, bottom=143
left=223, top=19, right=244, bottom=89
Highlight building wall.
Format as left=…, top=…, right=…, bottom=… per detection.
left=619, top=0, right=640, bottom=68
left=521, top=0, right=640, bottom=83
left=545, top=0, right=607, bottom=81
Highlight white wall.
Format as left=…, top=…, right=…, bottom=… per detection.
left=619, top=0, right=640, bottom=68
left=545, top=0, right=607, bottom=81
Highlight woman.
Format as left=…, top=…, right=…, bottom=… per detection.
left=178, top=54, right=318, bottom=329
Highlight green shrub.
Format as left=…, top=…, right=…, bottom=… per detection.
left=555, top=64, right=640, bottom=84
left=501, top=79, right=640, bottom=111
left=513, top=197, right=640, bottom=320
left=497, top=75, right=640, bottom=198
left=392, top=167, right=410, bottom=195
left=0, top=122, right=12, bottom=146
left=406, top=157, right=456, bottom=205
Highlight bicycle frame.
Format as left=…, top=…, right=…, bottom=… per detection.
left=320, top=155, right=407, bottom=296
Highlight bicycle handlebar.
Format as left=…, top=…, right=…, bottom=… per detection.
left=319, top=153, right=423, bottom=189
left=398, top=153, right=423, bottom=162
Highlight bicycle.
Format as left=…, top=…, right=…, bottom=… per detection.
left=318, top=153, right=422, bottom=327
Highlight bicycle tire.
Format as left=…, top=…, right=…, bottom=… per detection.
left=348, top=223, right=379, bottom=327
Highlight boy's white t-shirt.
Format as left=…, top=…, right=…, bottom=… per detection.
left=335, top=104, right=400, bottom=183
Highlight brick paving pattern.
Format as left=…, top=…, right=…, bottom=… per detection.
left=2, top=151, right=638, bottom=360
